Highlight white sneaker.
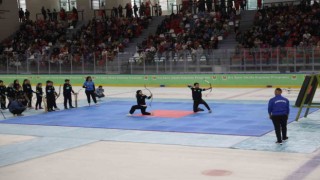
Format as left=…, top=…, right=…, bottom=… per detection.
left=127, top=114, right=132, bottom=116
left=55, top=107, right=60, bottom=110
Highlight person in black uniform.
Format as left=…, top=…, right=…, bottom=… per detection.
left=268, top=88, right=290, bottom=145
left=22, top=79, right=34, bottom=108
left=9, top=98, right=26, bottom=116
left=128, top=90, right=152, bottom=116
left=13, top=79, right=20, bottom=92
left=46, top=80, right=57, bottom=112
left=6, top=83, right=15, bottom=108
left=0, top=80, right=7, bottom=109
left=63, top=79, right=75, bottom=109
left=188, top=83, right=212, bottom=113
left=15, top=85, right=29, bottom=106
left=35, top=83, right=43, bottom=110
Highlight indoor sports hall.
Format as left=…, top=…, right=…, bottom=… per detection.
left=1, top=0, right=320, bottom=179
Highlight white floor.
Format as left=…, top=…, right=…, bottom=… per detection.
left=0, top=86, right=319, bottom=180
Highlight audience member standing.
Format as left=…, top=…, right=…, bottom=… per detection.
left=139, top=2, right=145, bottom=17
left=59, top=8, right=66, bottom=21
left=18, top=8, right=24, bottom=22
left=133, top=3, right=139, bottom=17
left=125, top=3, right=133, bottom=18
left=47, top=9, right=52, bottom=21
left=118, top=5, right=123, bottom=17
left=52, top=9, right=58, bottom=21
left=25, top=9, right=30, bottom=21
left=41, top=7, right=47, bottom=20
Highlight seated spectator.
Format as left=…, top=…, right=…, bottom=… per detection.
left=9, top=99, right=26, bottom=116
left=95, top=85, right=105, bottom=99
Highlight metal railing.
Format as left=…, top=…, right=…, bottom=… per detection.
left=1, top=47, right=320, bottom=74
left=35, top=10, right=84, bottom=21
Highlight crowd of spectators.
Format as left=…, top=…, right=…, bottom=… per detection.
left=50, top=15, right=151, bottom=67
left=0, top=19, right=69, bottom=68
left=135, top=6, right=238, bottom=64
left=237, top=1, right=320, bottom=49
left=0, top=6, right=78, bottom=69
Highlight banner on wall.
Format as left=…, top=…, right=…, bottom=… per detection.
left=0, top=74, right=304, bottom=87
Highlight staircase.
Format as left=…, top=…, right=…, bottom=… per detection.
left=115, top=16, right=166, bottom=73
left=218, top=31, right=238, bottom=49
left=219, top=10, right=257, bottom=50
left=239, top=10, right=257, bottom=32
left=126, top=16, right=166, bottom=53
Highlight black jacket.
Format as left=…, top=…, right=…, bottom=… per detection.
left=188, top=86, right=206, bottom=100
left=63, top=83, right=74, bottom=95
left=46, top=86, right=56, bottom=97
left=136, top=94, right=151, bottom=106
left=23, top=84, right=33, bottom=94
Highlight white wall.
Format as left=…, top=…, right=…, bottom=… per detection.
left=0, top=0, right=20, bottom=41
left=26, top=0, right=59, bottom=20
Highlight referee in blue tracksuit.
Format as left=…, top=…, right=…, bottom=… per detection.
left=268, top=88, right=290, bottom=145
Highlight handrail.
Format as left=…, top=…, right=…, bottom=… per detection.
left=36, top=10, right=84, bottom=21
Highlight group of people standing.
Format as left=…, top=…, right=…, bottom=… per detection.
left=0, top=76, right=105, bottom=116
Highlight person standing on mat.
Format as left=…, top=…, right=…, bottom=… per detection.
left=188, top=83, right=212, bottom=113
left=35, top=83, right=43, bottom=110
left=46, top=80, right=58, bottom=112
left=63, top=79, right=75, bottom=109
left=128, top=90, right=152, bottom=116
left=268, top=88, right=290, bottom=145
left=0, top=80, right=7, bottom=109
left=83, top=76, right=98, bottom=106
left=22, top=79, right=34, bottom=109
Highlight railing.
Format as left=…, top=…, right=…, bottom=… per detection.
left=1, top=47, right=320, bottom=75
left=35, top=10, right=84, bottom=21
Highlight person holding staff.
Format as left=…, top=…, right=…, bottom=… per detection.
left=268, top=88, right=290, bottom=145
left=128, top=90, right=152, bottom=116
left=188, top=83, right=212, bottom=113
left=46, top=80, right=58, bottom=112
left=22, top=79, right=34, bottom=108
left=35, top=83, right=43, bottom=110
left=83, top=76, right=98, bottom=106
left=63, top=79, right=75, bottom=109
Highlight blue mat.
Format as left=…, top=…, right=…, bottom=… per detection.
left=0, top=101, right=316, bottom=136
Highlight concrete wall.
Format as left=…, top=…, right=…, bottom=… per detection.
left=26, top=0, right=59, bottom=20
left=0, top=0, right=20, bottom=41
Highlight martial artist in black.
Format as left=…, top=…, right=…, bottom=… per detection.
left=188, top=83, right=212, bottom=113
left=46, top=81, right=57, bottom=112
left=6, top=83, right=15, bottom=108
left=35, top=83, right=43, bottom=110
left=63, top=79, right=75, bottom=109
left=0, top=80, right=7, bottom=109
left=128, top=90, right=152, bottom=116
left=22, top=79, right=34, bottom=108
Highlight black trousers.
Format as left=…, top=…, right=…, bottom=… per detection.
left=35, top=96, right=42, bottom=108
left=64, top=93, right=73, bottom=108
left=47, top=95, right=55, bottom=111
left=129, top=105, right=151, bottom=115
left=193, top=99, right=210, bottom=112
left=0, top=95, right=6, bottom=109
left=271, top=115, right=288, bottom=142
left=85, top=90, right=97, bottom=104
left=10, top=109, right=25, bottom=115
left=26, top=93, right=32, bottom=107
